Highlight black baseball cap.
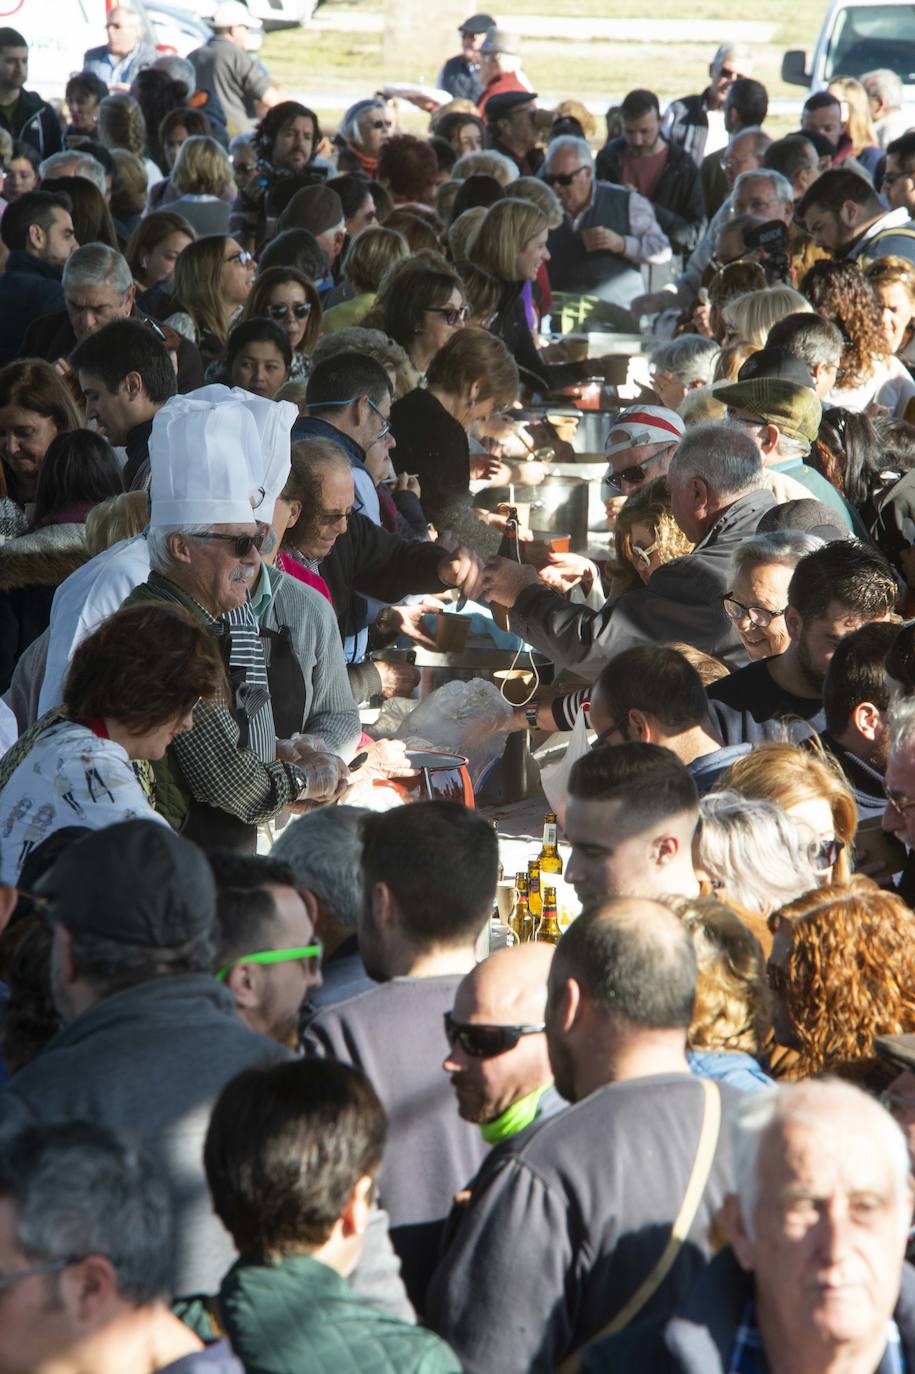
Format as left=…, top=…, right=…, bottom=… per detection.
left=485, top=91, right=538, bottom=124
left=36, top=820, right=217, bottom=947
left=756, top=498, right=849, bottom=543
left=460, top=12, right=496, bottom=32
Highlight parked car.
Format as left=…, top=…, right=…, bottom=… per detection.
left=783, top=0, right=915, bottom=106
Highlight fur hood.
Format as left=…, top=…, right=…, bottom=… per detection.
left=0, top=524, right=90, bottom=592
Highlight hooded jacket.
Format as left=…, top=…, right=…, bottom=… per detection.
left=509, top=486, right=774, bottom=679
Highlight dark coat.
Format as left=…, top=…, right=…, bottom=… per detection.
left=580, top=1248, right=915, bottom=1372
left=321, top=511, right=449, bottom=645
left=20, top=309, right=205, bottom=394
left=0, top=88, right=61, bottom=158
left=0, top=525, right=90, bottom=693
left=0, top=252, right=65, bottom=365
left=594, top=137, right=706, bottom=256
left=510, top=486, right=774, bottom=679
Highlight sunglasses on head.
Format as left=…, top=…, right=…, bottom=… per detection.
left=444, top=1011, right=545, bottom=1058
left=544, top=165, right=589, bottom=189
left=269, top=302, right=312, bottom=320
left=808, top=837, right=844, bottom=872
left=190, top=531, right=264, bottom=557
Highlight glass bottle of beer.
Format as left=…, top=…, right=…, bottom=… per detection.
left=539, top=812, right=563, bottom=875
left=513, top=872, right=532, bottom=943
left=527, top=858, right=542, bottom=935
left=539, top=886, right=562, bottom=944
left=491, top=505, right=520, bottom=631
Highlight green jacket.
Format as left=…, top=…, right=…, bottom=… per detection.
left=208, top=1254, right=461, bottom=1374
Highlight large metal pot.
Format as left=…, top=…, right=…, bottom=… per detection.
left=473, top=476, right=589, bottom=552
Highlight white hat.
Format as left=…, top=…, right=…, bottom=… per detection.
left=189, top=385, right=296, bottom=524
left=604, top=405, right=686, bottom=456
left=149, top=396, right=262, bottom=528
left=211, top=1, right=263, bottom=29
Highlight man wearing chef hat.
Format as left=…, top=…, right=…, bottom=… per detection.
left=120, top=392, right=350, bottom=851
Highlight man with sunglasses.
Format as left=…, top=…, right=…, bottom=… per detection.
left=0, top=820, right=290, bottom=1298
left=708, top=540, right=898, bottom=747
left=442, top=942, right=562, bottom=1148
left=427, top=898, right=737, bottom=1373
left=544, top=135, right=670, bottom=311
left=483, top=87, right=542, bottom=176
left=662, top=42, right=755, bottom=168
left=600, top=404, right=685, bottom=527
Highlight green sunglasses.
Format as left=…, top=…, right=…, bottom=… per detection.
left=215, top=943, right=323, bottom=982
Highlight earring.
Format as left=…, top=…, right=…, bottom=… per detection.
left=141, top=258, right=148, bottom=269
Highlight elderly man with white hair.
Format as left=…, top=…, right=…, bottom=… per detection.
left=662, top=42, right=755, bottom=166
left=19, top=242, right=205, bottom=392
left=544, top=134, right=670, bottom=311
left=581, top=1079, right=915, bottom=1371
left=119, top=394, right=349, bottom=850
left=38, top=149, right=109, bottom=198
left=863, top=69, right=910, bottom=150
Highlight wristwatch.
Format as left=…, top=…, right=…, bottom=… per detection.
left=524, top=702, right=540, bottom=730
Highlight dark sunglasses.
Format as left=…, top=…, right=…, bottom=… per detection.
left=544, top=165, right=589, bottom=189
left=444, top=1011, right=545, bottom=1058
left=269, top=302, right=311, bottom=320
left=190, top=531, right=264, bottom=557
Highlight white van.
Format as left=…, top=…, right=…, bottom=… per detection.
left=782, top=0, right=915, bottom=104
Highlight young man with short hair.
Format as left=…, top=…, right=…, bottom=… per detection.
left=71, top=318, right=177, bottom=488
left=797, top=165, right=915, bottom=263
left=822, top=620, right=902, bottom=820
left=0, top=190, right=77, bottom=363
left=0, top=27, right=62, bottom=158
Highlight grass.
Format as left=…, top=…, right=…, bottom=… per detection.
left=261, top=0, right=822, bottom=116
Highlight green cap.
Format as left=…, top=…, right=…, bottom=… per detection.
left=715, top=377, right=823, bottom=444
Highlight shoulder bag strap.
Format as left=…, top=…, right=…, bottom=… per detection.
left=555, top=1078, right=721, bottom=1374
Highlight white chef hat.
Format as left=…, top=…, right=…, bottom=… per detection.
left=149, top=395, right=262, bottom=528
left=189, top=385, right=297, bottom=524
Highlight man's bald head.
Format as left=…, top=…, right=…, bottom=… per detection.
left=444, top=942, right=554, bottom=1126
left=552, top=898, right=696, bottom=1030
left=454, top=941, right=553, bottom=1027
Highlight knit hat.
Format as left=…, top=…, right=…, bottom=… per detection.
left=714, top=376, right=823, bottom=444
left=149, top=394, right=262, bottom=527
left=277, top=185, right=344, bottom=237
left=605, top=404, right=685, bottom=456
left=190, top=385, right=297, bottom=524
left=36, top=820, right=216, bottom=946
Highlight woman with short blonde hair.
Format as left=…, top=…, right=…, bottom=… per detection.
left=470, top=198, right=547, bottom=285
left=721, top=286, right=812, bottom=348
left=322, top=226, right=409, bottom=335
left=168, top=136, right=233, bottom=237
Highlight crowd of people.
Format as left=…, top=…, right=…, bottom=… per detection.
left=3, top=8, right=915, bottom=1374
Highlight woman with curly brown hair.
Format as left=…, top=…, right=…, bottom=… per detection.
left=767, top=876, right=915, bottom=1084
left=0, top=601, right=227, bottom=883
left=801, top=258, right=915, bottom=415
left=665, top=893, right=774, bottom=1093
left=606, top=476, right=693, bottom=600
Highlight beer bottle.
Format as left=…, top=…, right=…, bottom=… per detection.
left=527, top=858, right=542, bottom=933
left=539, top=812, right=563, bottom=875
left=539, top=886, right=562, bottom=944
left=513, top=872, right=532, bottom=942
left=491, top=505, right=520, bottom=631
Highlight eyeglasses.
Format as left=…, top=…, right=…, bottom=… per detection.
left=603, top=452, right=662, bottom=494
left=367, top=396, right=392, bottom=441
left=630, top=540, right=659, bottom=568
left=225, top=249, right=253, bottom=266
left=885, top=787, right=915, bottom=815
left=215, top=942, right=323, bottom=982
left=0, top=1259, right=79, bottom=1291
left=444, top=1011, right=545, bottom=1058
left=544, top=165, right=590, bottom=189
left=809, top=837, right=844, bottom=871
left=269, top=302, right=311, bottom=320
left=189, top=531, right=264, bottom=557
left=369, top=119, right=393, bottom=131
left=308, top=395, right=392, bottom=441
left=721, top=593, right=788, bottom=629
left=591, top=717, right=627, bottom=749
left=717, top=65, right=740, bottom=80
left=428, top=305, right=470, bottom=327
left=315, top=505, right=354, bottom=529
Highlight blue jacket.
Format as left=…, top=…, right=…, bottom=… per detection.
left=0, top=253, right=65, bottom=366
left=687, top=1049, right=773, bottom=1095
